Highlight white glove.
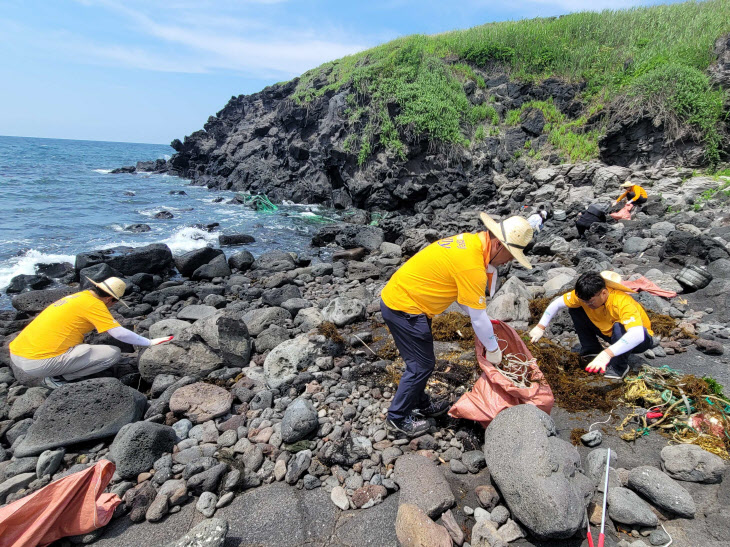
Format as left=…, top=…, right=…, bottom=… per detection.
left=150, top=336, right=174, bottom=346
left=485, top=347, right=502, bottom=365
left=585, top=351, right=611, bottom=374
left=529, top=326, right=545, bottom=344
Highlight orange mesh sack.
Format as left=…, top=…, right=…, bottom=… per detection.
left=448, top=320, right=554, bottom=428
left=610, top=202, right=633, bottom=220
left=0, top=460, right=121, bottom=547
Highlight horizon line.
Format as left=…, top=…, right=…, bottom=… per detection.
left=0, top=134, right=173, bottom=147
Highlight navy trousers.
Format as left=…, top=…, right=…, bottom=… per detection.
left=568, top=307, right=654, bottom=368
left=381, top=300, right=435, bottom=421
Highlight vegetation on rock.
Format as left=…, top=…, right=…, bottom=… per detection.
left=294, top=0, right=730, bottom=165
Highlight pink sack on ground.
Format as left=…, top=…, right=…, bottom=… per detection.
left=0, top=460, right=120, bottom=547
left=610, top=202, right=633, bottom=220
left=623, top=276, right=678, bottom=299
left=448, top=320, right=554, bottom=428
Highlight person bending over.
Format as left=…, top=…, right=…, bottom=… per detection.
left=380, top=213, right=534, bottom=437
left=616, top=181, right=648, bottom=206
left=9, top=277, right=171, bottom=388
left=529, top=271, right=654, bottom=380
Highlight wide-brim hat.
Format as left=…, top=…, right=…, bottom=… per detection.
left=85, top=276, right=129, bottom=307
left=600, top=271, right=636, bottom=293
left=621, top=181, right=634, bottom=188
left=479, top=213, right=533, bottom=270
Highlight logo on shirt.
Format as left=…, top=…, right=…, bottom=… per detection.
left=622, top=316, right=636, bottom=325
left=478, top=296, right=486, bottom=305
left=437, top=237, right=454, bottom=249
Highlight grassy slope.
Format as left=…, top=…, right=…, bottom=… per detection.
left=293, top=0, right=730, bottom=165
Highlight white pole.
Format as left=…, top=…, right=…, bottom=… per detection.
left=600, top=448, right=611, bottom=535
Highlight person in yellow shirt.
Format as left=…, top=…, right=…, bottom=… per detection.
left=9, top=277, right=171, bottom=388
left=616, top=181, right=648, bottom=206
left=529, top=271, right=654, bottom=380
left=380, top=213, right=534, bottom=437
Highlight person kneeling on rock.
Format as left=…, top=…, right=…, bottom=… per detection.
left=9, top=276, right=171, bottom=389
left=615, top=180, right=648, bottom=207
left=380, top=213, right=534, bottom=438
left=529, top=271, right=655, bottom=380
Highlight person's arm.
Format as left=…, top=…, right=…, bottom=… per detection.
left=616, top=191, right=628, bottom=203
left=607, top=326, right=645, bottom=356
left=108, top=326, right=172, bottom=347
left=529, top=297, right=567, bottom=342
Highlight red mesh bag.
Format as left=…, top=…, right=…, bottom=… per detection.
left=448, top=320, right=554, bottom=428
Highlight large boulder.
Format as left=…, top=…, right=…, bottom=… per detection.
left=188, top=311, right=252, bottom=368
left=192, top=255, right=232, bottom=280
left=243, top=307, right=291, bottom=336
left=169, top=382, right=233, bottom=424
left=228, top=250, right=255, bottom=271
left=11, top=287, right=74, bottom=313
left=14, top=378, right=146, bottom=457
left=660, top=231, right=729, bottom=263
left=335, top=225, right=385, bottom=251
left=110, top=422, right=177, bottom=480
left=483, top=405, right=593, bottom=539
left=280, top=398, right=318, bottom=443
left=251, top=250, right=296, bottom=272
left=660, top=444, right=726, bottom=483
left=394, top=453, right=455, bottom=519
left=627, top=466, right=696, bottom=518
left=264, top=335, right=319, bottom=389
left=138, top=342, right=223, bottom=382
left=5, top=274, right=51, bottom=294
left=485, top=293, right=529, bottom=322
left=174, top=247, right=224, bottom=277
left=75, top=243, right=174, bottom=276
left=149, top=319, right=194, bottom=338
left=322, top=297, right=365, bottom=327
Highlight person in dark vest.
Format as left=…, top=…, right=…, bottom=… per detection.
left=575, top=203, right=608, bottom=238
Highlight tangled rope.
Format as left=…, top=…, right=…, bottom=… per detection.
left=491, top=336, right=538, bottom=389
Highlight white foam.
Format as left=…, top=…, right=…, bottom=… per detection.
left=93, top=168, right=112, bottom=174
left=162, top=227, right=219, bottom=255
left=0, top=250, right=76, bottom=290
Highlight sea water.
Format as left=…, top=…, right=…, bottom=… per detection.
left=0, top=135, right=338, bottom=308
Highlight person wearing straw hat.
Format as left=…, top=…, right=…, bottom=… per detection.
left=380, top=213, right=534, bottom=437
left=615, top=181, right=648, bottom=206
left=9, top=277, right=172, bottom=389
left=529, top=271, right=654, bottom=380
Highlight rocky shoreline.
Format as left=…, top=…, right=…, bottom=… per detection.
left=1, top=161, right=730, bottom=546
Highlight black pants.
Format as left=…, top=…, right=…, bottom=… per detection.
left=380, top=300, right=435, bottom=421
left=568, top=307, right=654, bottom=368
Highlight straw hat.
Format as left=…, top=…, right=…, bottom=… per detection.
left=85, top=276, right=129, bottom=307
left=621, top=181, right=635, bottom=188
left=600, top=271, right=636, bottom=293
left=479, top=213, right=533, bottom=270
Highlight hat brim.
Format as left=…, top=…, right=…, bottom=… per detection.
left=479, top=212, right=533, bottom=270
left=603, top=278, right=636, bottom=293
left=85, top=277, right=129, bottom=307
left=621, top=182, right=634, bottom=188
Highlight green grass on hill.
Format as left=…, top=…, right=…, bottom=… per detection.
left=294, top=0, right=730, bottom=165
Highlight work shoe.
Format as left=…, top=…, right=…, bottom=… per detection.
left=43, top=376, right=68, bottom=389
left=386, top=415, right=430, bottom=438
left=414, top=399, right=451, bottom=418
left=604, top=362, right=630, bottom=380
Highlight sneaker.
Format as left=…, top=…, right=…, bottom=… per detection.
left=414, top=399, right=451, bottom=418
left=386, top=415, right=431, bottom=438
left=43, top=376, right=68, bottom=389
left=604, top=362, right=630, bottom=380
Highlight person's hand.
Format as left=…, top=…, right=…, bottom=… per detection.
left=485, top=347, right=502, bottom=365
left=529, top=325, right=545, bottom=344
left=585, top=351, right=611, bottom=374
left=150, top=336, right=174, bottom=346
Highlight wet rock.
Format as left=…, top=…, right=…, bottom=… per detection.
left=14, top=378, right=146, bottom=457
left=125, top=224, right=152, bottom=233
left=394, top=453, right=455, bottom=519
left=6, top=274, right=51, bottom=294
left=627, top=466, right=696, bottom=518
left=228, top=250, right=255, bottom=271
left=75, top=243, right=174, bottom=277
left=175, top=247, right=224, bottom=277
left=169, top=382, right=233, bottom=424
left=11, top=287, right=75, bottom=314
left=483, top=404, right=593, bottom=539
left=110, top=422, right=177, bottom=480
left=660, top=444, right=725, bottom=483
left=219, top=233, right=255, bottom=246
left=192, top=255, right=232, bottom=281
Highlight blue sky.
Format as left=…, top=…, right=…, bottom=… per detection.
left=1, top=0, right=684, bottom=144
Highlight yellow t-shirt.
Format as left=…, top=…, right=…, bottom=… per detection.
left=381, top=232, right=487, bottom=317
left=563, top=288, right=653, bottom=337
left=9, top=291, right=120, bottom=359
left=618, top=185, right=647, bottom=202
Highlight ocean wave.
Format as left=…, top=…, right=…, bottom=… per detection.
left=162, top=227, right=219, bottom=255
left=0, top=250, right=76, bottom=290
left=93, top=168, right=112, bottom=174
